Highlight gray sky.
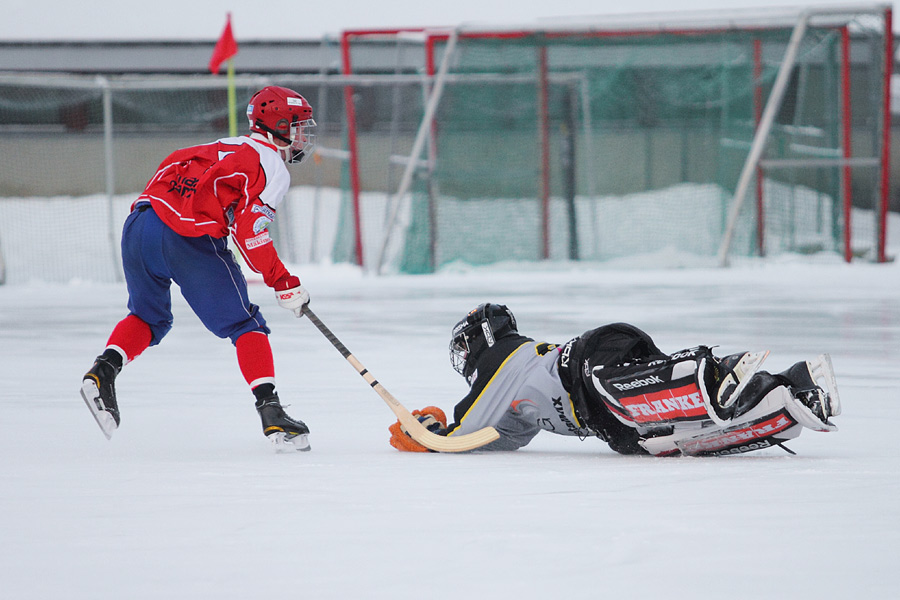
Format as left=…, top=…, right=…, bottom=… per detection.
left=2, top=0, right=891, bottom=40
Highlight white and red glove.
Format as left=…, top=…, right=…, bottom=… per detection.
left=273, top=275, right=310, bottom=317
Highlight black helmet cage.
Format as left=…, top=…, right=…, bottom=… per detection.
left=449, top=303, right=517, bottom=376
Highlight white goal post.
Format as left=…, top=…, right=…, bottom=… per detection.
left=717, top=3, right=894, bottom=266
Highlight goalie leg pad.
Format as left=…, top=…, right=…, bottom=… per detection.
left=640, top=387, right=804, bottom=456
left=589, top=346, right=720, bottom=429
left=640, top=416, right=803, bottom=456
left=639, top=369, right=836, bottom=456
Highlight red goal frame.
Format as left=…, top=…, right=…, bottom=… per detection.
left=342, top=7, right=892, bottom=268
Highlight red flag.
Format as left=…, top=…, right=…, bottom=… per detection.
left=209, top=13, right=238, bottom=74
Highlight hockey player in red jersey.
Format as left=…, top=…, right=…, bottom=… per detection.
left=81, top=86, right=316, bottom=451
left=389, top=303, right=840, bottom=456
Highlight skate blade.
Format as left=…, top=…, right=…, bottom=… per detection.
left=80, top=381, right=117, bottom=440
left=269, top=432, right=311, bottom=453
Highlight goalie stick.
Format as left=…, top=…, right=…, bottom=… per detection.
left=303, top=307, right=500, bottom=452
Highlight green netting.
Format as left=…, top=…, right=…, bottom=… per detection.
left=365, top=20, right=887, bottom=272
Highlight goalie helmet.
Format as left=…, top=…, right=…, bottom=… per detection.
left=449, top=303, right=518, bottom=378
left=247, top=86, right=316, bottom=164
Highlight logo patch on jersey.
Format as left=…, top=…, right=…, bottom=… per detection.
left=250, top=204, right=275, bottom=234
left=252, top=217, right=270, bottom=235
left=245, top=232, right=273, bottom=249
left=251, top=203, right=275, bottom=220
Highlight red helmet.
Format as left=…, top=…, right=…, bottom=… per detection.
left=247, top=86, right=316, bottom=163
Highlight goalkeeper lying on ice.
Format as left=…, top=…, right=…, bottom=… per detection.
left=389, top=303, right=840, bottom=456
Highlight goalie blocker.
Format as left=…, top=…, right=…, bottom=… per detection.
left=558, top=324, right=840, bottom=456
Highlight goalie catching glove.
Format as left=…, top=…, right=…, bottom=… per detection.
left=274, top=274, right=310, bottom=317
left=388, top=406, right=447, bottom=452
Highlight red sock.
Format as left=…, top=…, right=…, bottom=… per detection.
left=106, top=314, right=152, bottom=364
left=235, top=331, right=275, bottom=390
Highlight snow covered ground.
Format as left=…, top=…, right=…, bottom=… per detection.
left=1, top=242, right=899, bottom=598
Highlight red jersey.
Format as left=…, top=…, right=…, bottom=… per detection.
left=136, top=136, right=291, bottom=287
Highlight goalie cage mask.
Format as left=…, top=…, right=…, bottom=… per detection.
left=449, top=303, right=518, bottom=378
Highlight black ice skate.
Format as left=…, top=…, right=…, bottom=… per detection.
left=80, top=354, right=122, bottom=440
left=256, top=394, right=311, bottom=452
left=779, top=354, right=841, bottom=432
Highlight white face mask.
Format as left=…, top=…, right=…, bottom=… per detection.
left=284, top=118, right=316, bottom=163
left=249, top=119, right=316, bottom=164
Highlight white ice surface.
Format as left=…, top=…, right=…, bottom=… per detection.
left=1, top=254, right=899, bottom=599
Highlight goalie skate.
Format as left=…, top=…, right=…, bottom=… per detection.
left=783, top=354, right=840, bottom=432
left=80, top=379, right=118, bottom=440
left=717, top=350, right=770, bottom=409
left=809, top=353, right=841, bottom=417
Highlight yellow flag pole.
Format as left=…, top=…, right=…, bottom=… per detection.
left=226, top=57, right=237, bottom=137
left=224, top=56, right=246, bottom=273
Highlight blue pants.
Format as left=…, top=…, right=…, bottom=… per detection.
left=121, top=205, right=270, bottom=346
